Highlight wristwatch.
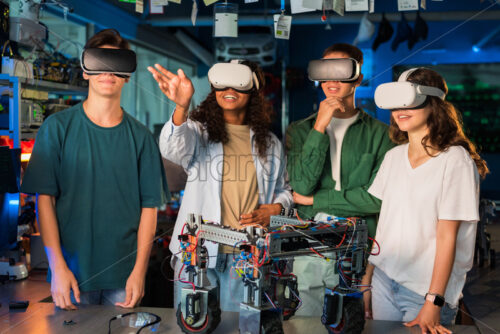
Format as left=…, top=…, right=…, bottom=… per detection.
left=425, top=293, right=445, bottom=307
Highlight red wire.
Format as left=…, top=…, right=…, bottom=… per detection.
left=336, top=233, right=347, bottom=248
left=178, top=263, right=185, bottom=280
left=296, top=211, right=304, bottom=222
left=368, top=237, right=381, bottom=255
left=180, top=312, right=209, bottom=332
left=338, top=264, right=361, bottom=283
left=339, top=263, right=353, bottom=282
left=309, top=247, right=325, bottom=258
left=178, top=262, right=196, bottom=291
left=256, top=247, right=268, bottom=267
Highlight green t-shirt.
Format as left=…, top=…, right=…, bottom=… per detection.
left=21, top=102, right=169, bottom=291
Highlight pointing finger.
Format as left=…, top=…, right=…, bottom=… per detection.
left=154, top=64, right=174, bottom=79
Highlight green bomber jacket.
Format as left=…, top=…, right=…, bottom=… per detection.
left=285, top=109, right=395, bottom=238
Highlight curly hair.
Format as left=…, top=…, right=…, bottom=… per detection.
left=389, top=68, right=489, bottom=178
left=189, top=60, right=273, bottom=158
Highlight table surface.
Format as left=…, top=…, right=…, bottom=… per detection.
left=0, top=301, right=479, bottom=334
left=0, top=271, right=480, bottom=334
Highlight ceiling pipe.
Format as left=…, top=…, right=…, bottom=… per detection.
left=147, top=10, right=500, bottom=27
left=174, top=30, right=215, bottom=66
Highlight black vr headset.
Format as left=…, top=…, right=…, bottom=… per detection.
left=80, top=48, right=137, bottom=78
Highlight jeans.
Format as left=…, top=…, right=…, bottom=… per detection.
left=173, top=254, right=245, bottom=312
left=371, top=266, right=457, bottom=325
left=70, top=288, right=126, bottom=305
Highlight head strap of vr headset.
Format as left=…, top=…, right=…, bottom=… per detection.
left=230, top=59, right=260, bottom=90
left=398, top=67, right=446, bottom=100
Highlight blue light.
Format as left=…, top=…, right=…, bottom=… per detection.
left=9, top=199, right=19, bottom=206
left=472, top=45, right=480, bottom=53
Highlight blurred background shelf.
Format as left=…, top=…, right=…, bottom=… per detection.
left=0, top=76, right=88, bottom=95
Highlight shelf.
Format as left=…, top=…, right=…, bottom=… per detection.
left=21, top=78, right=88, bottom=95
left=21, top=131, right=37, bottom=140
left=0, top=74, right=88, bottom=95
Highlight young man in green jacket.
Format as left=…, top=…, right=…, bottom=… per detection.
left=285, top=43, right=394, bottom=316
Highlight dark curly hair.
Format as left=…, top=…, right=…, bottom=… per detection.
left=389, top=68, right=489, bottom=178
left=189, top=60, right=273, bottom=158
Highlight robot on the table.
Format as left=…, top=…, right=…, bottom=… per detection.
left=175, top=211, right=371, bottom=334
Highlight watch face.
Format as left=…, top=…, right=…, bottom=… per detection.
left=426, top=293, right=445, bottom=307
left=434, top=295, right=445, bottom=307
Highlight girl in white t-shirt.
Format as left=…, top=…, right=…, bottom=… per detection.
left=363, top=68, right=489, bottom=334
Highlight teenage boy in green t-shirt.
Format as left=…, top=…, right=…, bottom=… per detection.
left=286, top=43, right=394, bottom=316
left=21, top=29, right=168, bottom=310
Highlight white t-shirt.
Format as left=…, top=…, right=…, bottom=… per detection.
left=368, top=144, right=480, bottom=307
left=325, top=112, right=359, bottom=191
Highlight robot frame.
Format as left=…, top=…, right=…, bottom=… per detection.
left=175, top=211, right=372, bottom=334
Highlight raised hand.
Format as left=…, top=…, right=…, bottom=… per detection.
left=147, top=64, right=194, bottom=111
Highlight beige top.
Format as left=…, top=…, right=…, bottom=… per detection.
left=220, top=123, right=259, bottom=253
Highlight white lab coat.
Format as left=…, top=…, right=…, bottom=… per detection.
left=159, top=116, right=293, bottom=268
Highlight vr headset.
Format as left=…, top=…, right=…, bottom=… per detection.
left=207, top=60, right=260, bottom=93
left=80, top=48, right=137, bottom=78
left=307, top=58, right=361, bottom=82
left=374, top=68, right=446, bottom=110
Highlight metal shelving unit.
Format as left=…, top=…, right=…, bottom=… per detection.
left=0, top=73, right=87, bottom=148
left=0, top=74, right=21, bottom=149
left=0, top=74, right=88, bottom=242
left=21, top=77, right=88, bottom=95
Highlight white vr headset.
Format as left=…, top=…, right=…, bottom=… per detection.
left=374, top=68, right=446, bottom=110
left=208, top=60, right=260, bottom=92
left=307, top=58, right=361, bottom=82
